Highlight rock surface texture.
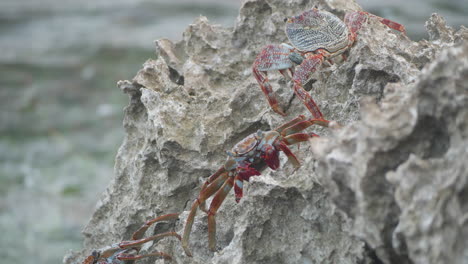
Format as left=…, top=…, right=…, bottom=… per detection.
left=64, top=0, right=468, bottom=263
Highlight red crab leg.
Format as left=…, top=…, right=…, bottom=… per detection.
left=365, top=12, right=406, bottom=34
left=182, top=172, right=229, bottom=257
left=291, top=53, right=330, bottom=125
left=279, top=69, right=292, bottom=79
left=131, top=213, right=179, bottom=240
left=234, top=165, right=262, bottom=203
left=117, top=251, right=172, bottom=261
left=200, top=166, right=226, bottom=193
left=208, top=176, right=234, bottom=251
left=274, top=115, right=306, bottom=132
left=377, top=18, right=406, bottom=33
left=252, top=69, right=286, bottom=116
left=276, top=141, right=301, bottom=169
left=119, top=231, right=181, bottom=249
left=345, top=11, right=406, bottom=36
left=253, top=44, right=297, bottom=116
left=283, top=132, right=319, bottom=145
left=281, top=118, right=329, bottom=136
left=199, top=166, right=226, bottom=213
left=233, top=174, right=244, bottom=203
left=82, top=253, right=98, bottom=264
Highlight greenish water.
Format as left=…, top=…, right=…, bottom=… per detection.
left=0, top=0, right=465, bottom=263
left=0, top=1, right=238, bottom=263
left=0, top=47, right=151, bottom=263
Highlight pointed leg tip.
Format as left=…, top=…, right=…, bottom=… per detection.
left=328, top=121, right=342, bottom=129
left=209, top=245, right=219, bottom=253
left=274, top=108, right=287, bottom=116
left=182, top=247, right=193, bottom=257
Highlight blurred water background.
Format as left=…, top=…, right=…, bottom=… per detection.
left=0, top=0, right=465, bottom=263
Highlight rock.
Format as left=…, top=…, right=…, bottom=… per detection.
left=64, top=0, right=468, bottom=263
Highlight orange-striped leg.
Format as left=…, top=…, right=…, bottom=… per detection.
left=207, top=177, right=234, bottom=251
left=182, top=172, right=229, bottom=257
left=233, top=174, right=244, bottom=203
left=131, top=213, right=179, bottom=240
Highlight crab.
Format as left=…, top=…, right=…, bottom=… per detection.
left=182, top=115, right=324, bottom=256
left=82, top=213, right=181, bottom=264
left=252, top=8, right=405, bottom=124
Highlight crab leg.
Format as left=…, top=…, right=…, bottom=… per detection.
left=120, top=231, right=181, bottom=249
left=377, top=17, right=406, bottom=33
left=274, top=115, right=305, bottom=132
left=208, top=177, right=234, bottom=251
left=345, top=11, right=406, bottom=36
left=365, top=12, right=406, bottom=34
left=291, top=53, right=330, bottom=125
left=200, top=166, right=226, bottom=193
left=284, top=132, right=319, bottom=145
left=182, top=172, right=229, bottom=256
left=276, top=141, right=301, bottom=169
left=117, top=251, right=172, bottom=261
left=131, top=213, right=179, bottom=240
left=253, top=44, right=297, bottom=116
left=252, top=69, right=286, bottom=116
left=282, top=118, right=329, bottom=136
left=233, top=174, right=244, bottom=203
left=234, top=165, right=262, bottom=203
left=199, top=166, right=226, bottom=213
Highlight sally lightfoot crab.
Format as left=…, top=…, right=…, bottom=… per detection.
left=82, top=213, right=181, bottom=264
left=182, top=115, right=324, bottom=256
left=252, top=8, right=405, bottom=123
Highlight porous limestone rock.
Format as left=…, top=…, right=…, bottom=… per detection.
left=64, top=0, right=467, bottom=263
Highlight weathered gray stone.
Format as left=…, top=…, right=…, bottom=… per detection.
left=64, top=0, right=467, bottom=263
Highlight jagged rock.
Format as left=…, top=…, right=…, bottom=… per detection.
left=64, top=0, right=467, bottom=263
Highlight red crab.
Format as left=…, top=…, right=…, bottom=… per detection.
left=82, top=213, right=181, bottom=264
left=252, top=8, right=405, bottom=124
left=182, top=115, right=323, bottom=256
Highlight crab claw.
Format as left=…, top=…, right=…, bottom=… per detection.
left=262, top=145, right=280, bottom=170
left=234, top=175, right=244, bottom=203
left=234, top=166, right=261, bottom=203
left=237, top=165, right=261, bottom=181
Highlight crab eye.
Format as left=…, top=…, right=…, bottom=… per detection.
left=256, top=130, right=264, bottom=138
left=283, top=17, right=288, bottom=22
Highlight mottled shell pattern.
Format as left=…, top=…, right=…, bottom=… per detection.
left=285, top=9, right=349, bottom=55
left=230, top=133, right=259, bottom=157
left=227, top=130, right=280, bottom=167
